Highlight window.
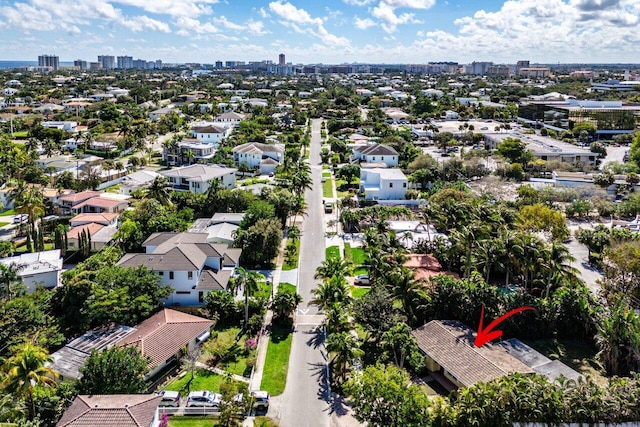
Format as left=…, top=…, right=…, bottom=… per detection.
left=198, top=291, right=204, bottom=303
left=389, top=182, right=393, bottom=188
left=372, top=156, right=376, bottom=161
left=403, top=182, right=407, bottom=188
left=176, top=291, right=190, bottom=295
left=188, top=271, right=193, bottom=280
left=381, top=156, right=384, bottom=161
left=158, top=271, right=164, bottom=276
left=169, top=271, right=174, bottom=280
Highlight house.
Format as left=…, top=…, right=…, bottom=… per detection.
left=163, top=139, right=217, bottom=166
left=0, top=250, right=63, bottom=293
left=119, top=170, right=160, bottom=195
left=148, top=107, right=173, bottom=121
left=118, top=308, right=214, bottom=378
left=41, top=121, right=78, bottom=133
left=444, top=110, right=460, bottom=120
left=387, top=221, right=448, bottom=248
left=161, top=164, right=237, bottom=194
left=192, top=124, right=230, bottom=146
left=215, top=111, right=246, bottom=124
left=34, top=104, right=65, bottom=115
left=56, top=394, right=162, bottom=427
left=117, top=232, right=241, bottom=306
left=359, top=167, right=408, bottom=201
left=231, top=142, right=285, bottom=174
left=58, top=192, right=130, bottom=215
left=188, top=213, right=246, bottom=245
left=403, top=253, right=458, bottom=281
left=50, top=324, right=135, bottom=381
left=352, top=143, right=399, bottom=167
left=67, top=222, right=118, bottom=251
left=411, top=320, right=534, bottom=389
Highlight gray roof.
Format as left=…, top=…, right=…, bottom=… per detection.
left=197, top=269, right=232, bottom=291
left=161, top=164, right=237, bottom=182
left=411, top=320, right=534, bottom=387
left=358, top=143, right=398, bottom=156
left=232, top=142, right=285, bottom=155
left=498, top=338, right=583, bottom=382
left=211, top=212, right=245, bottom=225
left=50, top=324, right=134, bottom=380
left=193, top=124, right=227, bottom=134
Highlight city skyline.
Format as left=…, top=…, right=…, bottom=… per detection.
left=0, top=0, right=638, bottom=64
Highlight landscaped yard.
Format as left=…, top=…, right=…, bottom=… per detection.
left=322, top=176, right=334, bottom=198
left=168, top=416, right=217, bottom=427
left=261, top=325, right=293, bottom=396
left=0, top=222, right=9, bottom=228
left=283, top=238, right=300, bottom=271
left=336, top=178, right=358, bottom=198
left=525, top=338, right=607, bottom=385
left=278, top=282, right=296, bottom=294
left=344, top=243, right=368, bottom=275
left=350, top=285, right=370, bottom=299
left=0, top=209, right=15, bottom=216
left=204, top=326, right=256, bottom=378
left=326, top=245, right=340, bottom=261
left=164, top=368, right=227, bottom=394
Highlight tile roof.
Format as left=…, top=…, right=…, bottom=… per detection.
left=411, top=320, right=534, bottom=387
left=67, top=223, right=105, bottom=239
left=56, top=394, right=161, bottom=427
left=118, top=309, right=213, bottom=370
left=73, top=197, right=126, bottom=210
left=70, top=212, right=119, bottom=226
left=403, top=253, right=442, bottom=270
left=58, top=190, right=100, bottom=205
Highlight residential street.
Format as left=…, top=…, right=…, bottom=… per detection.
left=279, top=119, right=331, bottom=427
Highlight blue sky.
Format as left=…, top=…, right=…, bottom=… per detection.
left=0, top=0, right=638, bottom=64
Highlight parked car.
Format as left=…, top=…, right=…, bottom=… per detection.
left=251, top=391, right=270, bottom=411
left=187, top=391, right=222, bottom=407
left=13, top=214, right=28, bottom=224
left=354, top=274, right=370, bottom=285
left=324, top=203, right=334, bottom=214
left=157, top=390, right=180, bottom=407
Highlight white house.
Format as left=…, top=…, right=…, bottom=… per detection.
left=148, top=107, right=173, bottom=121
left=231, top=142, right=285, bottom=174
left=41, top=121, right=78, bottom=133
left=359, top=168, right=408, bottom=201
left=444, top=110, right=460, bottom=120
left=117, top=232, right=242, bottom=306
left=161, top=164, right=237, bottom=194
left=353, top=143, right=399, bottom=167
left=0, top=250, right=63, bottom=293
left=119, top=170, right=160, bottom=195
left=191, top=124, right=230, bottom=146
left=215, top=111, right=245, bottom=124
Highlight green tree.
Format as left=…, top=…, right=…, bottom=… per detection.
left=144, top=176, right=173, bottom=205
left=1, top=344, right=58, bottom=420
left=326, top=332, right=363, bottom=386
left=79, top=346, right=149, bottom=394
left=596, top=300, right=640, bottom=376
left=495, top=137, right=531, bottom=164
left=229, top=267, right=263, bottom=327
left=337, top=163, right=360, bottom=186
left=345, top=364, right=430, bottom=427
left=517, top=203, right=568, bottom=241
left=271, top=287, right=302, bottom=324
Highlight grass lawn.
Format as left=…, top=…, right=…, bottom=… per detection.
left=164, top=368, right=227, bottom=394
left=14, top=242, right=54, bottom=254
left=283, top=238, right=300, bottom=271
left=419, top=379, right=451, bottom=397
left=350, top=286, right=370, bottom=299
left=345, top=244, right=368, bottom=275
left=168, top=416, right=217, bottom=427
left=0, top=209, right=15, bottom=216
left=261, top=325, right=293, bottom=396
left=105, top=184, right=121, bottom=194
left=11, top=130, right=28, bottom=138
left=255, top=280, right=273, bottom=300
left=0, top=222, right=9, bottom=228
left=322, top=177, right=334, bottom=198
left=326, top=245, right=340, bottom=261
left=278, top=282, right=296, bottom=294
left=525, top=338, right=607, bottom=385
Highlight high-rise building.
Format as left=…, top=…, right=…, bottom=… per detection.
left=279, top=53, right=285, bottom=66
left=74, top=59, right=87, bottom=70
left=97, top=55, right=115, bottom=70
left=215, top=61, right=223, bottom=69
left=117, top=56, right=133, bottom=69
left=38, top=54, right=59, bottom=70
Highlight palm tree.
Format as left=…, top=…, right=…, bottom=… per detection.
left=310, top=275, right=351, bottom=312
left=114, top=161, right=125, bottom=177
left=102, top=159, right=115, bottom=181
left=144, top=176, right=173, bottom=206
left=385, top=267, right=425, bottom=322
left=230, top=267, right=263, bottom=327
left=326, top=331, right=363, bottom=385
left=1, top=343, right=58, bottom=420
left=0, top=262, right=25, bottom=300
left=314, top=257, right=352, bottom=281
left=543, top=241, right=581, bottom=298
left=325, top=303, right=351, bottom=335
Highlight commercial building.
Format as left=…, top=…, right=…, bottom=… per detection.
left=116, top=55, right=133, bottom=69
left=73, top=59, right=87, bottom=70
left=38, top=54, right=59, bottom=70
left=97, top=55, right=115, bottom=70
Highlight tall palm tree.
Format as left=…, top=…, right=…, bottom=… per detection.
left=326, top=331, right=363, bottom=385
left=310, top=275, right=351, bottom=312
left=1, top=343, right=58, bottom=420
left=314, top=258, right=352, bottom=281
left=144, top=176, right=173, bottom=206
left=230, top=267, right=263, bottom=327
left=385, top=267, right=425, bottom=322
left=543, top=241, right=581, bottom=298
left=0, top=263, right=25, bottom=300
left=102, top=159, right=115, bottom=181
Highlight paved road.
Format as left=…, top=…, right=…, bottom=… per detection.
left=566, top=221, right=604, bottom=296
left=279, top=119, right=331, bottom=427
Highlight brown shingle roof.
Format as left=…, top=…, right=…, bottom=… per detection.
left=56, top=394, right=161, bottom=427
left=197, top=269, right=231, bottom=291
left=118, top=309, right=213, bottom=370
left=411, top=320, right=534, bottom=387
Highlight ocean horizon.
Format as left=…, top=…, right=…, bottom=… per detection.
left=0, top=60, right=74, bottom=69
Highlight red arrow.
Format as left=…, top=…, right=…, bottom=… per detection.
left=474, top=305, right=535, bottom=347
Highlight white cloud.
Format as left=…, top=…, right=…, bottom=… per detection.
left=213, top=16, right=243, bottom=31
left=113, top=0, right=218, bottom=17
left=175, top=16, right=219, bottom=36
left=258, top=7, right=270, bottom=18
left=354, top=0, right=433, bottom=33
left=123, top=15, right=171, bottom=33
left=268, top=1, right=349, bottom=46
left=247, top=20, right=270, bottom=35
left=343, top=0, right=376, bottom=5
left=354, top=16, right=377, bottom=29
